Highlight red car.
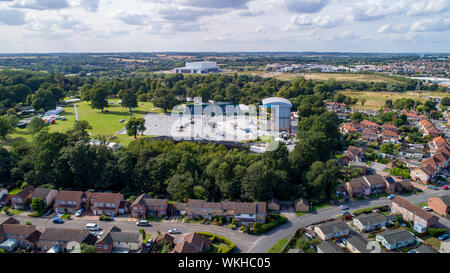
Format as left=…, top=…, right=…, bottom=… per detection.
left=442, top=185, right=448, bottom=190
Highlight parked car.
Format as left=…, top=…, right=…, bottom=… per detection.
left=422, top=206, right=432, bottom=212
left=168, top=229, right=181, bottom=234
left=388, top=195, right=395, bottom=200
left=442, top=185, right=448, bottom=190
left=339, top=205, right=349, bottom=210
left=136, top=220, right=149, bottom=226
left=97, top=231, right=104, bottom=238
left=438, top=234, right=449, bottom=241
left=85, top=223, right=101, bottom=231
left=145, top=239, right=153, bottom=248
left=52, top=218, right=64, bottom=224
left=75, top=209, right=84, bottom=217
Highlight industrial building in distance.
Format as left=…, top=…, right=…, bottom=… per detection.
left=174, top=61, right=219, bottom=74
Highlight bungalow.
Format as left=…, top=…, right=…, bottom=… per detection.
left=317, top=241, right=345, bottom=253
left=428, top=195, right=450, bottom=217
left=171, top=232, right=212, bottom=253
left=89, top=192, right=123, bottom=216
left=352, top=213, right=387, bottom=232
left=31, top=188, right=58, bottom=208
left=345, top=234, right=371, bottom=253
left=376, top=229, right=416, bottom=251
left=130, top=194, right=168, bottom=218
left=54, top=191, right=87, bottom=214
left=0, top=217, right=41, bottom=251
left=10, top=185, right=35, bottom=210
left=391, top=196, right=439, bottom=232
left=95, top=226, right=143, bottom=253
left=38, top=227, right=97, bottom=253
left=314, top=220, right=350, bottom=240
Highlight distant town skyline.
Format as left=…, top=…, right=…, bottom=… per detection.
left=0, top=0, right=449, bottom=53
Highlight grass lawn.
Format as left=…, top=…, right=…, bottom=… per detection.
left=2, top=207, right=23, bottom=215
left=423, top=236, right=441, bottom=249
left=60, top=214, right=72, bottom=220
left=417, top=202, right=428, bottom=208
left=337, top=90, right=448, bottom=111
left=143, top=234, right=152, bottom=243
left=311, top=203, right=332, bottom=212
left=267, top=238, right=288, bottom=253
left=8, top=188, right=22, bottom=195
left=296, top=211, right=308, bottom=217
left=1, top=99, right=162, bottom=148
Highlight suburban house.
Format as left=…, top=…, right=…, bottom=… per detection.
left=345, top=174, right=391, bottom=198
left=420, top=120, right=441, bottom=137
left=382, top=130, right=400, bottom=143
left=54, top=191, right=87, bottom=214
left=95, top=226, right=143, bottom=253
left=429, top=136, right=448, bottom=153
left=410, top=165, right=437, bottom=184
left=154, top=233, right=176, bottom=248
left=381, top=123, right=398, bottom=132
left=10, top=185, right=35, bottom=210
left=345, top=234, right=371, bottom=253
left=130, top=194, right=169, bottom=218
left=348, top=161, right=368, bottom=175
left=314, top=220, right=350, bottom=240
left=38, top=227, right=97, bottom=253
left=0, top=217, right=41, bottom=251
left=171, top=232, right=211, bottom=253
left=267, top=198, right=280, bottom=211
left=294, top=198, right=310, bottom=212
left=428, top=195, right=450, bottom=217
left=361, top=128, right=378, bottom=142
left=341, top=123, right=359, bottom=135
left=31, top=188, right=58, bottom=208
left=176, top=199, right=267, bottom=226
left=391, top=196, right=439, bottom=232
left=89, top=192, right=123, bottom=216
left=340, top=145, right=365, bottom=165
left=317, top=241, right=345, bottom=253
left=360, top=120, right=379, bottom=130
left=405, top=112, right=420, bottom=122
left=376, top=229, right=417, bottom=251
left=352, top=213, right=387, bottom=232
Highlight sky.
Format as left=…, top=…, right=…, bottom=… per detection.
left=0, top=0, right=449, bottom=53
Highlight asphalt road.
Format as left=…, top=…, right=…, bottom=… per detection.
left=247, top=189, right=450, bottom=253
left=1, top=189, right=449, bottom=253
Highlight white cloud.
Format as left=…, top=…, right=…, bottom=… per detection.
left=282, top=0, right=329, bottom=14
left=0, top=9, right=26, bottom=25
left=12, top=0, right=70, bottom=10
left=411, top=18, right=450, bottom=32
left=283, top=14, right=339, bottom=31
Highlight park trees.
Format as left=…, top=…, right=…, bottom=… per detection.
left=152, top=87, right=177, bottom=113
left=66, top=120, right=92, bottom=144
left=28, top=117, right=46, bottom=135
left=118, top=88, right=138, bottom=116
left=0, top=116, right=13, bottom=140
left=88, top=85, right=109, bottom=112
left=126, top=117, right=146, bottom=139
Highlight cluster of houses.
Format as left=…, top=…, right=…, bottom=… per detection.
left=340, top=120, right=401, bottom=144
left=410, top=137, right=450, bottom=184
left=310, top=195, right=447, bottom=253
left=0, top=215, right=217, bottom=253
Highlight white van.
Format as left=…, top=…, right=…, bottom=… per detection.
left=85, top=223, right=100, bottom=231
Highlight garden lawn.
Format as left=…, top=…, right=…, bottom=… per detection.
left=60, top=214, right=72, bottom=220
left=422, top=236, right=441, bottom=249
left=267, top=238, right=288, bottom=253
left=8, top=188, right=23, bottom=195
left=1, top=99, right=161, bottom=148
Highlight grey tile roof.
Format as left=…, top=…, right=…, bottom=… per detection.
left=346, top=235, right=370, bottom=253
left=317, top=241, right=345, bottom=253
left=415, top=244, right=439, bottom=253
left=354, top=213, right=387, bottom=226
left=316, top=220, right=350, bottom=234
left=377, top=229, right=415, bottom=245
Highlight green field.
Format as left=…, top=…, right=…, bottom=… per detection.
left=267, top=238, right=288, bottom=253
left=337, top=90, right=449, bottom=110
left=1, top=99, right=162, bottom=148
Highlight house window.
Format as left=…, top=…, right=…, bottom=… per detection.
left=106, top=203, right=111, bottom=207
left=111, top=203, right=115, bottom=208
left=104, top=245, right=108, bottom=249
left=68, top=201, right=72, bottom=205
left=99, top=203, right=104, bottom=207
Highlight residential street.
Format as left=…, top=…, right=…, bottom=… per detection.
left=1, top=189, right=449, bottom=253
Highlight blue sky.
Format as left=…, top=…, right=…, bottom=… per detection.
left=0, top=0, right=449, bottom=53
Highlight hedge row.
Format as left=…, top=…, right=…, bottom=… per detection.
left=197, top=232, right=235, bottom=253
left=252, top=215, right=288, bottom=234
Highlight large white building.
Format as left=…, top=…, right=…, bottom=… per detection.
left=174, top=61, right=219, bottom=74
left=262, top=97, right=292, bottom=132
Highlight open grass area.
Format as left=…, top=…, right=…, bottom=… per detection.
left=311, top=203, right=332, bottom=212
left=2, top=207, right=23, bottom=215
left=422, top=236, right=441, bottom=249
left=296, top=211, right=308, bottom=217
left=0, top=99, right=162, bottom=148
left=267, top=238, right=288, bottom=253
left=337, top=90, right=449, bottom=110
left=60, top=214, right=72, bottom=220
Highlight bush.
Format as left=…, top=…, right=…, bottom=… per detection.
left=197, top=232, right=235, bottom=253
left=251, top=215, right=288, bottom=234
left=428, top=228, right=446, bottom=237
left=25, top=221, right=32, bottom=225
left=99, top=214, right=112, bottom=221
